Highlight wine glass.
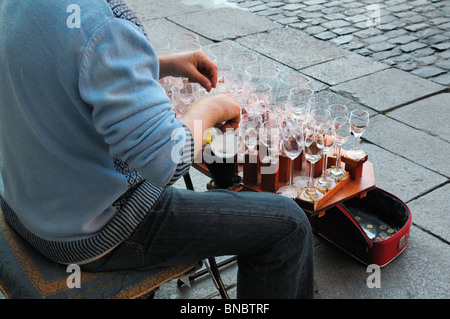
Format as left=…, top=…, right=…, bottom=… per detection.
left=286, top=100, right=311, bottom=189
left=240, top=112, right=262, bottom=156
left=259, top=119, right=280, bottom=162
left=315, top=122, right=336, bottom=190
left=328, top=104, right=348, bottom=119
left=311, top=108, right=330, bottom=126
left=289, top=87, right=314, bottom=104
left=277, top=119, right=304, bottom=198
left=246, top=65, right=280, bottom=88
left=331, top=116, right=351, bottom=180
left=346, top=110, right=370, bottom=160
left=328, top=103, right=348, bottom=159
left=178, top=82, right=201, bottom=115
left=299, top=118, right=325, bottom=202
left=280, top=73, right=312, bottom=91
left=308, top=96, right=330, bottom=110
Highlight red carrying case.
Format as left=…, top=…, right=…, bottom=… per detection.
left=310, top=187, right=412, bottom=267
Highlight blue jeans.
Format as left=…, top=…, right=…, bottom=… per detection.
left=81, top=186, right=314, bottom=299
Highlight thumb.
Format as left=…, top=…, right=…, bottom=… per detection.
left=188, top=65, right=212, bottom=91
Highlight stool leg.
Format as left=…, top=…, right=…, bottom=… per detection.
left=207, top=257, right=229, bottom=299
left=183, top=174, right=194, bottom=191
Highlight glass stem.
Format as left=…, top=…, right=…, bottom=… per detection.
left=289, top=158, right=294, bottom=187
left=309, top=162, right=314, bottom=188
left=355, top=136, right=361, bottom=151
left=301, top=152, right=306, bottom=176
left=336, top=145, right=342, bottom=170
left=322, top=154, right=326, bottom=177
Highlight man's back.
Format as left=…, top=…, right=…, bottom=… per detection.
left=0, top=0, right=183, bottom=263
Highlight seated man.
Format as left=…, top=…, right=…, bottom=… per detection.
left=0, top=0, right=314, bottom=298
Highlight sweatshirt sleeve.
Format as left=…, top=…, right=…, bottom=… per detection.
left=78, top=18, right=193, bottom=187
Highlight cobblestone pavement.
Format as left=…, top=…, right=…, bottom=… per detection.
left=230, top=0, right=450, bottom=86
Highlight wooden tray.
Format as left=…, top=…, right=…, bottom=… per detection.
left=192, top=160, right=376, bottom=217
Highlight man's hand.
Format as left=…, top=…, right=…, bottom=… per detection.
left=180, top=94, right=240, bottom=157
left=159, top=51, right=217, bottom=92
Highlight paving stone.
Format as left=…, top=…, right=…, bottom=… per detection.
left=367, top=42, right=396, bottom=52
left=388, top=93, right=450, bottom=144
left=437, top=22, right=450, bottom=31
left=414, top=55, right=438, bottom=65
left=236, top=28, right=349, bottom=70
left=168, top=7, right=280, bottom=41
left=429, top=17, right=450, bottom=26
left=126, top=0, right=207, bottom=20
left=332, top=26, right=359, bottom=35
left=289, top=21, right=310, bottom=30
left=322, top=19, right=351, bottom=29
left=408, top=184, right=450, bottom=243
left=371, top=47, right=403, bottom=60
left=432, top=42, right=450, bottom=51
left=276, top=16, right=300, bottom=24
left=386, top=4, right=414, bottom=13
left=323, top=12, right=346, bottom=21
left=330, top=34, right=354, bottom=45
left=430, top=72, right=450, bottom=86
left=364, top=35, right=389, bottom=44
left=411, top=66, right=446, bottom=78
left=304, top=0, right=327, bottom=5
left=388, top=35, right=418, bottom=44
left=282, top=3, right=304, bottom=11
left=314, top=30, right=338, bottom=40
left=314, top=89, right=376, bottom=116
left=322, top=6, right=346, bottom=15
left=314, top=225, right=450, bottom=299
left=304, top=25, right=327, bottom=35
left=384, top=29, right=408, bottom=38
left=354, top=28, right=383, bottom=38
left=438, top=50, right=450, bottom=59
left=424, top=34, right=449, bottom=45
left=330, top=68, right=446, bottom=112
left=343, top=14, right=368, bottom=24
left=248, top=4, right=270, bottom=12
left=142, top=18, right=213, bottom=46
left=362, top=115, right=450, bottom=177
left=435, top=59, right=450, bottom=70
left=341, top=40, right=366, bottom=51
left=358, top=142, right=447, bottom=203
left=405, top=22, right=430, bottom=32
left=301, top=52, right=389, bottom=86
left=414, top=28, right=441, bottom=39
left=396, top=61, right=418, bottom=71
left=399, top=41, right=428, bottom=53
left=410, top=47, right=436, bottom=58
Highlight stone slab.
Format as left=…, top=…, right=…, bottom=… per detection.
left=362, top=115, right=450, bottom=178
left=141, top=18, right=213, bottom=48
left=214, top=40, right=329, bottom=92
left=168, top=7, right=281, bottom=41
left=330, top=68, right=446, bottom=112
left=125, top=0, right=207, bottom=21
left=301, top=52, right=389, bottom=86
left=358, top=143, right=447, bottom=203
left=408, top=183, right=450, bottom=243
left=314, top=225, right=450, bottom=298
left=387, top=93, right=450, bottom=143
left=236, top=27, right=349, bottom=70
left=315, top=90, right=377, bottom=116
